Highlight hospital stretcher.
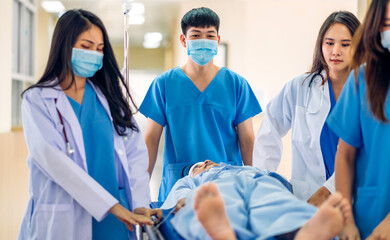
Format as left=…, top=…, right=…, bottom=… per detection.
left=138, top=173, right=294, bottom=239
left=138, top=202, right=184, bottom=240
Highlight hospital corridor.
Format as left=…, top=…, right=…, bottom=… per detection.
left=0, top=0, right=382, bottom=239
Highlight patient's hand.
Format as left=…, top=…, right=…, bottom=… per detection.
left=174, top=198, right=186, bottom=213
left=134, top=207, right=163, bottom=221
left=366, top=213, right=390, bottom=240
left=307, top=186, right=331, bottom=207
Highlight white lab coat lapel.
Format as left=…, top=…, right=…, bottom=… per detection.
left=40, top=84, right=87, bottom=171
left=303, top=73, right=330, bottom=176
left=89, top=81, right=131, bottom=179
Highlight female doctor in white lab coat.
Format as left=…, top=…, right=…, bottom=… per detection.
left=253, top=11, right=360, bottom=204
left=18, top=10, right=161, bottom=240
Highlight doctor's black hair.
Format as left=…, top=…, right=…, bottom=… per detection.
left=22, top=9, right=138, bottom=135
left=181, top=7, right=220, bottom=35
left=307, top=11, right=360, bottom=85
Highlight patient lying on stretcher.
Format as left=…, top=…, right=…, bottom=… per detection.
left=162, top=160, right=351, bottom=240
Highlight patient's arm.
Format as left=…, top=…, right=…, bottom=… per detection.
left=174, top=198, right=186, bottom=213
left=161, top=176, right=197, bottom=209
left=307, top=186, right=331, bottom=207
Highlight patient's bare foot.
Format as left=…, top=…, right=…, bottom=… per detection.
left=194, top=182, right=236, bottom=240
left=295, top=192, right=351, bottom=240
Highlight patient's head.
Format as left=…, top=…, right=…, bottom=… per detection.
left=190, top=160, right=220, bottom=177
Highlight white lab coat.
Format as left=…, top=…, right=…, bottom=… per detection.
left=18, top=80, right=150, bottom=240
left=253, top=71, right=335, bottom=200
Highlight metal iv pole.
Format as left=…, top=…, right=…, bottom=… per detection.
left=123, top=0, right=132, bottom=100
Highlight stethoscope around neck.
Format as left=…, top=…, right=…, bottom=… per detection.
left=304, top=73, right=326, bottom=114
left=55, top=99, right=75, bottom=156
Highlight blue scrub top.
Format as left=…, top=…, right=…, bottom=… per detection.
left=68, top=81, right=131, bottom=240
left=320, top=80, right=338, bottom=179
left=140, top=67, right=262, bottom=201
left=327, top=67, right=390, bottom=238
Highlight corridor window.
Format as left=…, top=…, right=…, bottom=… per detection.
left=12, top=0, right=36, bottom=127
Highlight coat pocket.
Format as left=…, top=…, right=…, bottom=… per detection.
left=35, top=203, right=74, bottom=240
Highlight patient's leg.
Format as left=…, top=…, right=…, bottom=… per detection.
left=194, top=182, right=237, bottom=240
left=295, top=192, right=351, bottom=240
left=195, top=182, right=350, bottom=240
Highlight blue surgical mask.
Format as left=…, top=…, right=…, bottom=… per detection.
left=71, top=48, right=104, bottom=78
left=381, top=29, right=390, bottom=51
left=187, top=39, right=218, bottom=66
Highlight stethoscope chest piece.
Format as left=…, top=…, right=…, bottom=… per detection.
left=55, top=98, right=75, bottom=156
left=66, top=142, right=75, bottom=156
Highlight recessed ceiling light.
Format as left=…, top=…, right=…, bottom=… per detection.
left=143, top=41, right=160, bottom=49
left=144, top=32, right=163, bottom=42
left=41, top=1, right=65, bottom=13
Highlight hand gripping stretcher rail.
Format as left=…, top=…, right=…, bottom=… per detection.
left=138, top=202, right=184, bottom=240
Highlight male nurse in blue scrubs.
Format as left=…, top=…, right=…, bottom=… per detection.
left=140, top=7, right=262, bottom=201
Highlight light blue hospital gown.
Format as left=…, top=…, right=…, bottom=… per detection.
left=140, top=67, right=262, bottom=201
left=327, top=67, right=390, bottom=238
left=162, top=164, right=317, bottom=240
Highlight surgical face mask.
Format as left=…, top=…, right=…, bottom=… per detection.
left=71, top=48, right=104, bottom=78
left=187, top=39, right=218, bottom=66
left=380, top=29, right=390, bottom=51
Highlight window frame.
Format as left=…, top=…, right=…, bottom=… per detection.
left=11, top=0, right=37, bottom=128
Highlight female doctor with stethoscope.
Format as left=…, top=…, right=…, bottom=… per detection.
left=18, top=10, right=161, bottom=240
left=253, top=11, right=360, bottom=205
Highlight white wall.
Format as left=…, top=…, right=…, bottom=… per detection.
left=242, top=0, right=358, bottom=98
left=0, top=0, right=13, bottom=133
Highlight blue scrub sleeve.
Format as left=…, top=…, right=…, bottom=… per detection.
left=139, top=77, right=167, bottom=126
left=233, top=79, right=262, bottom=126
left=327, top=70, right=363, bottom=148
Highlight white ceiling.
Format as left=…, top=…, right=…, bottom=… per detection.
left=56, top=0, right=183, bottom=47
